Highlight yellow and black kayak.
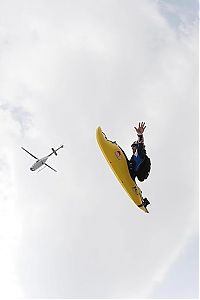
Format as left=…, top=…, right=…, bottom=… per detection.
left=96, top=126, right=149, bottom=213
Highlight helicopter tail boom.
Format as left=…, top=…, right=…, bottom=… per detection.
left=48, top=145, right=64, bottom=157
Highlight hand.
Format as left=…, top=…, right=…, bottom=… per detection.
left=134, top=122, right=146, bottom=135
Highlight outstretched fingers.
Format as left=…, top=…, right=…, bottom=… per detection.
left=134, top=122, right=146, bottom=133
left=141, top=122, right=146, bottom=129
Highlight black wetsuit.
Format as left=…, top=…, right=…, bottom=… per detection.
left=128, top=137, right=151, bottom=182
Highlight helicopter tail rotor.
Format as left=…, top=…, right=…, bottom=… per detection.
left=51, top=148, right=58, bottom=156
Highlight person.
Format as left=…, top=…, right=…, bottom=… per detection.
left=128, top=122, right=151, bottom=207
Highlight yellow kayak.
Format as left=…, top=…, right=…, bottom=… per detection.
left=96, top=127, right=149, bottom=213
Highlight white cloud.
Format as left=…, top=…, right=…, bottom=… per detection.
left=0, top=0, right=198, bottom=298
left=0, top=148, right=24, bottom=298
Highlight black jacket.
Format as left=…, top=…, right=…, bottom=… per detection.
left=129, top=143, right=151, bottom=182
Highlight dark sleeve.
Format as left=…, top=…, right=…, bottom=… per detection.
left=137, top=134, right=144, bottom=143
left=137, top=143, right=146, bottom=159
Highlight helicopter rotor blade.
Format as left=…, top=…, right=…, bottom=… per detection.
left=21, top=147, right=38, bottom=159
left=44, top=163, right=57, bottom=172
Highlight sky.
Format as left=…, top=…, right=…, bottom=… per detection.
left=0, top=0, right=198, bottom=299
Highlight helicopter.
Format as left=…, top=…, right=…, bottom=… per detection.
left=21, top=145, right=64, bottom=172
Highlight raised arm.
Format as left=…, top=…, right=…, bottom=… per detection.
left=134, top=122, right=146, bottom=143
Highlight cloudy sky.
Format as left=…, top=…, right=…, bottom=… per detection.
left=0, top=0, right=198, bottom=298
